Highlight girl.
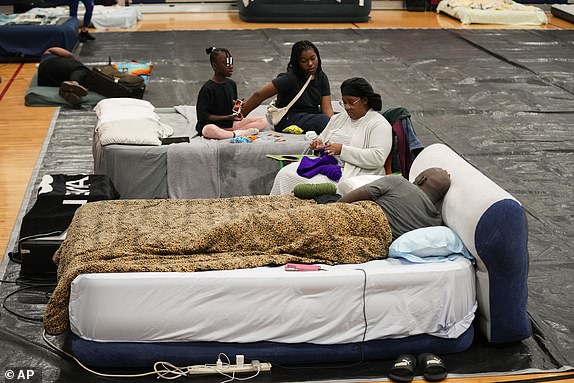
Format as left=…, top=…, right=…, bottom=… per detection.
left=195, top=47, right=268, bottom=139
left=239, top=40, right=334, bottom=134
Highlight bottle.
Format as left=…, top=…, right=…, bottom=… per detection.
left=305, top=131, right=317, bottom=141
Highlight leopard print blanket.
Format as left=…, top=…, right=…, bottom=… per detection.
left=43, top=195, right=391, bottom=335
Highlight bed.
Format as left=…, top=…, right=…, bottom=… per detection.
left=43, top=143, right=531, bottom=368
left=237, top=0, right=372, bottom=23
left=436, top=0, right=548, bottom=25
left=0, top=14, right=77, bottom=61
left=24, top=6, right=142, bottom=29
left=551, top=4, right=574, bottom=24
left=92, top=99, right=331, bottom=199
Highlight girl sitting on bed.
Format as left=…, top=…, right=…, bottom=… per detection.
left=195, top=47, right=268, bottom=139
left=270, top=77, right=393, bottom=195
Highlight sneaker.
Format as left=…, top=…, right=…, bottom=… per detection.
left=59, top=90, right=81, bottom=105
left=79, top=31, right=95, bottom=42
left=59, top=81, right=88, bottom=105
left=60, top=81, right=88, bottom=96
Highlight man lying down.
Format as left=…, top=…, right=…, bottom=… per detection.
left=43, top=167, right=450, bottom=335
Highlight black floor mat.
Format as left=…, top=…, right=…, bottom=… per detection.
left=1, top=29, right=573, bottom=382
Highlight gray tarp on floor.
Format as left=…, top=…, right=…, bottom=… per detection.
left=1, top=29, right=573, bottom=382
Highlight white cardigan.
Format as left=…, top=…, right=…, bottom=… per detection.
left=319, top=109, right=392, bottom=181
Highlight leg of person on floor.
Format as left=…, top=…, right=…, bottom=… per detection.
left=58, top=67, right=90, bottom=105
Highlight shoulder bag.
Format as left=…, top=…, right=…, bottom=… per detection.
left=265, top=74, right=313, bottom=125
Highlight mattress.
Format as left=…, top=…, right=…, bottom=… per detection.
left=69, top=258, right=476, bottom=344
left=25, top=73, right=106, bottom=107
left=238, top=0, right=372, bottom=23
left=436, top=0, right=548, bottom=25
left=24, top=5, right=142, bottom=29
left=0, top=16, right=78, bottom=61
left=551, top=4, right=574, bottom=24
left=94, top=104, right=337, bottom=199
left=68, top=327, right=476, bottom=367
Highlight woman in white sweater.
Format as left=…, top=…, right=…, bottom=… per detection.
left=270, top=77, right=393, bottom=195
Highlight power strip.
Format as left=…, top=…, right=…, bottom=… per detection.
left=184, top=362, right=272, bottom=375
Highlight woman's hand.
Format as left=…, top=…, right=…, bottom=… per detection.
left=309, top=138, right=324, bottom=150
left=324, top=143, right=342, bottom=156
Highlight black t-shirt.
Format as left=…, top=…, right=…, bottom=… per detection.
left=272, top=70, right=330, bottom=114
left=37, top=54, right=87, bottom=87
left=195, top=78, right=238, bottom=135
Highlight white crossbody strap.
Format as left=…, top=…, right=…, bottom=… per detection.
left=285, top=74, right=314, bottom=110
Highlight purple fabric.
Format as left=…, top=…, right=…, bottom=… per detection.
left=297, top=155, right=342, bottom=181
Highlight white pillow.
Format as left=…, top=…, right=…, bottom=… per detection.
left=97, top=119, right=173, bottom=146
left=94, top=98, right=154, bottom=116
left=337, top=174, right=383, bottom=195
left=96, top=107, right=159, bottom=125
left=389, top=226, right=472, bottom=261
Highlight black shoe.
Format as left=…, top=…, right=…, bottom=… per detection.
left=79, top=31, right=95, bottom=42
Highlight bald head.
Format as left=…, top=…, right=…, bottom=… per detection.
left=413, top=167, right=451, bottom=204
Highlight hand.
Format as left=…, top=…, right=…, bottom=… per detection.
left=227, top=114, right=242, bottom=121
left=324, top=143, right=342, bottom=156
left=309, top=138, right=324, bottom=150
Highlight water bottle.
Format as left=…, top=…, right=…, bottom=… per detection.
left=305, top=131, right=317, bottom=141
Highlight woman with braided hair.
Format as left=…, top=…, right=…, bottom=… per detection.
left=270, top=77, right=392, bottom=195
left=240, top=40, right=334, bottom=134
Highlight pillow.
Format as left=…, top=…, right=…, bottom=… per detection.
left=97, top=119, right=173, bottom=146
left=94, top=98, right=155, bottom=113
left=94, top=98, right=155, bottom=118
left=389, top=226, right=473, bottom=263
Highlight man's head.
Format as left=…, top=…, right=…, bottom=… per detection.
left=413, top=167, right=451, bottom=204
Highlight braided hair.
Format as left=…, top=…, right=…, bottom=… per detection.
left=206, top=46, right=233, bottom=66
left=287, top=40, right=322, bottom=80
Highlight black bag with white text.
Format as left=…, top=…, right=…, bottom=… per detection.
left=18, top=174, right=120, bottom=240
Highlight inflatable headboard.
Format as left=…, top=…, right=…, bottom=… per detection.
left=409, top=143, right=531, bottom=343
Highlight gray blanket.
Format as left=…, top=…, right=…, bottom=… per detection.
left=167, top=132, right=308, bottom=198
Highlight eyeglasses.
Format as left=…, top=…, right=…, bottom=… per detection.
left=339, top=98, right=361, bottom=108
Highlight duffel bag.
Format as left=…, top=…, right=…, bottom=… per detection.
left=83, top=66, right=145, bottom=99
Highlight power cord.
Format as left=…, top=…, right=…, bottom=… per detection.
left=42, top=331, right=264, bottom=381
left=1, top=281, right=55, bottom=322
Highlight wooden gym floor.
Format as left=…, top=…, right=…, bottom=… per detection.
left=0, top=8, right=572, bottom=383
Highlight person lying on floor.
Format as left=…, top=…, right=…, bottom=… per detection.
left=339, top=167, right=451, bottom=240
left=270, top=77, right=392, bottom=195
left=37, top=47, right=92, bottom=105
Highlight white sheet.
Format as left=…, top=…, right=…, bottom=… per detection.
left=437, top=0, right=547, bottom=25
left=69, top=258, right=476, bottom=344
left=25, top=6, right=142, bottom=29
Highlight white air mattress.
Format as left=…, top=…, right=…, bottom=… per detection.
left=437, top=0, right=547, bottom=25
left=70, top=258, right=476, bottom=344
